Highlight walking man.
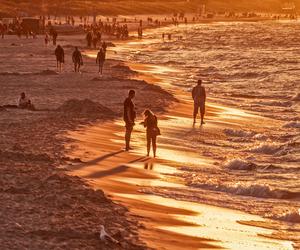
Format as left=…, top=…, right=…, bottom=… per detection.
left=96, top=47, right=106, bottom=75
left=54, top=45, right=64, bottom=72
left=192, top=79, right=206, bottom=125
left=72, top=47, right=83, bottom=73
left=123, top=90, right=136, bottom=151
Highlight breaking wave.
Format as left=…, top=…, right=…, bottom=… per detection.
left=188, top=181, right=300, bottom=200
left=224, top=159, right=257, bottom=170
left=248, top=142, right=282, bottom=155
left=283, top=121, right=300, bottom=128
left=271, top=210, right=300, bottom=224
left=224, top=129, right=255, bottom=137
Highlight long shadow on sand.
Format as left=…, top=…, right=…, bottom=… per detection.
left=69, top=150, right=124, bottom=171
left=85, top=156, right=149, bottom=179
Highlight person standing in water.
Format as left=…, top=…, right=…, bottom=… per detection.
left=123, top=90, right=136, bottom=151
left=72, top=47, right=83, bottom=73
left=141, top=109, right=160, bottom=157
left=96, top=47, right=106, bottom=75
left=192, top=79, right=206, bottom=125
left=54, top=45, right=64, bottom=72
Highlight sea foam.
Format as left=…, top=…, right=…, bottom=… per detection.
left=224, top=159, right=257, bottom=170
left=272, top=209, right=300, bottom=223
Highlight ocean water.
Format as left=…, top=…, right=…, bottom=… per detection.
left=112, top=21, right=300, bottom=246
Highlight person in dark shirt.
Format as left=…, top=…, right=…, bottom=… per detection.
left=55, top=45, right=64, bottom=72
left=72, top=47, right=83, bottom=73
left=96, top=48, right=106, bottom=75
left=52, top=29, right=58, bottom=45
left=192, top=79, right=206, bottom=125
left=141, top=109, right=160, bottom=157
left=123, top=90, right=136, bottom=151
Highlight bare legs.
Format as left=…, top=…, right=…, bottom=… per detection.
left=147, top=134, right=157, bottom=157
left=57, top=61, right=63, bottom=73
left=193, top=103, right=206, bottom=125
left=98, top=62, right=104, bottom=75
left=74, top=62, right=81, bottom=73
left=125, top=125, right=133, bottom=151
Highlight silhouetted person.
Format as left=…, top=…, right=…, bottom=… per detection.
left=55, top=45, right=64, bottom=72
left=123, top=90, right=136, bottom=151
left=18, top=92, right=35, bottom=110
left=96, top=47, right=106, bottom=75
left=45, top=33, right=49, bottom=46
left=141, top=109, right=160, bottom=157
left=86, top=31, right=92, bottom=47
left=72, top=47, right=83, bottom=72
left=192, top=79, right=206, bottom=125
left=50, top=27, right=58, bottom=46
left=102, top=41, right=107, bottom=52
left=92, top=34, right=98, bottom=49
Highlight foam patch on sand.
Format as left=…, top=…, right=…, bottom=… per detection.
left=56, top=99, right=115, bottom=117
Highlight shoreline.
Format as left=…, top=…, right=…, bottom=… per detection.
left=1, top=16, right=298, bottom=249
left=0, top=32, right=176, bottom=249
left=65, top=58, right=296, bottom=249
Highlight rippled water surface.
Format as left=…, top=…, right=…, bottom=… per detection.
left=111, top=21, right=300, bottom=247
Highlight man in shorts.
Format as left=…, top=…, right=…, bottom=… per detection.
left=123, top=90, right=136, bottom=151
left=192, top=79, right=206, bottom=125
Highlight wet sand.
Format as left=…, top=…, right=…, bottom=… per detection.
left=0, top=34, right=175, bottom=249
left=66, top=63, right=294, bottom=249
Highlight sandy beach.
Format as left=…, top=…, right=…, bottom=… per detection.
left=0, top=30, right=176, bottom=249
left=65, top=58, right=297, bottom=249
left=1, top=14, right=299, bottom=250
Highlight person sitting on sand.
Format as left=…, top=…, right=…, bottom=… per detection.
left=96, top=47, right=106, bottom=75
left=192, top=79, right=206, bottom=125
left=72, top=47, right=83, bottom=73
left=123, top=90, right=136, bottom=151
left=141, top=109, right=160, bottom=157
left=18, top=92, right=35, bottom=110
left=55, top=45, right=64, bottom=72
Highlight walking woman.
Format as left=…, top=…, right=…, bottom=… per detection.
left=142, top=109, right=160, bottom=157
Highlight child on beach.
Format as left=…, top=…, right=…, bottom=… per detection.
left=18, top=92, right=35, bottom=110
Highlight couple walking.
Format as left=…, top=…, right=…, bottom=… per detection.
left=123, top=90, right=160, bottom=157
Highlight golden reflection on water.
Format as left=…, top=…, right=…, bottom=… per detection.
left=117, top=194, right=294, bottom=250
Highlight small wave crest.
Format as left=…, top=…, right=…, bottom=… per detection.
left=188, top=181, right=299, bottom=200
left=283, top=121, right=300, bottom=128
left=224, top=159, right=257, bottom=170
left=248, top=142, right=282, bottom=155
left=291, top=93, right=300, bottom=101
left=271, top=209, right=300, bottom=223
left=224, top=129, right=255, bottom=138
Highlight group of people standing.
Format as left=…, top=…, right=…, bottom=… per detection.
left=123, top=80, right=206, bottom=157
left=85, top=21, right=129, bottom=48
left=54, top=42, right=107, bottom=74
